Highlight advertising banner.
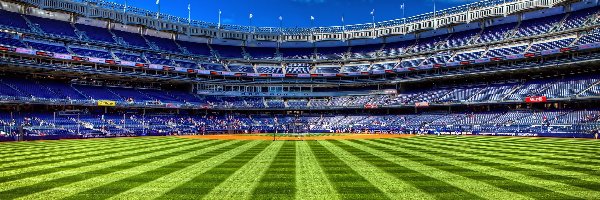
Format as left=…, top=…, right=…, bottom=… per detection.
left=97, top=100, right=117, bottom=107
left=525, top=96, right=547, bottom=103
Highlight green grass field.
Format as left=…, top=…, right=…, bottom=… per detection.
left=0, top=136, right=599, bottom=199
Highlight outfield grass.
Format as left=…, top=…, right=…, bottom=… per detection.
left=0, top=136, right=599, bottom=199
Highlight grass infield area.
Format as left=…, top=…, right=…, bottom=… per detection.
left=0, top=135, right=599, bottom=199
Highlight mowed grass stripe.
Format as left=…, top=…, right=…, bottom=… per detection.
left=328, top=140, right=485, bottom=200
left=23, top=139, right=238, bottom=200
left=65, top=140, right=245, bottom=200
left=347, top=139, right=533, bottom=200
left=251, top=141, right=296, bottom=200
left=307, top=141, right=389, bottom=200
left=375, top=138, right=595, bottom=199
left=0, top=138, right=161, bottom=163
left=156, top=141, right=271, bottom=199
left=411, top=137, right=600, bottom=179
left=204, top=141, right=284, bottom=199
left=108, top=140, right=264, bottom=200
left=0, top=138, right=184, bottom=183
left=320, top=140, right=437, bottom=200
left=407, top=137, right=600, bottom=190
left=0, top=137, right=154, bottom=154
left=296, top=141, right=339, bottom=200
left=0, top=137, right=172, bottom=172
left=0, top=138, right=214, bottom=199
left=0, top=138, right=126, bottom=159
left=421, top=136, right=600, bottom=171
left=0, top=139, right=109, bottom=151
left=428, top=136, right=600, bottom=157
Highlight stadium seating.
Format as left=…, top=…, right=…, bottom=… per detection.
left=74, top=24, right=115, bottom=44
left=111, top=29, right=149, bottom=48
left=25, top=40, right=69, bottom=54
left=0, top=10, right=30, bottom=31
left=70, top=46, right=113, bottom=59
left=25, top=15, right=77, bottom=39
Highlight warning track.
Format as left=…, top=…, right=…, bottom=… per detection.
left=178, top=134, right=415, bottom=141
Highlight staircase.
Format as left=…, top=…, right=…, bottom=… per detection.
left=174, top=41, right=190, bottom=54
left=70, top=85, right=90, bottom=100
left=576, top=79, right=600, bottom=97
left=552, top=13, right=570, bottom=32
left=108, top=29, right=127, bottom=46
left=501, top=83, right=525, bottom=101
left=523, top=40, right=535, bottom=53
left=22, top=16, right=44, bottom=34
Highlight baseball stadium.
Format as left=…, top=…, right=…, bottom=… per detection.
left=0, top=0, right=599, bottom=199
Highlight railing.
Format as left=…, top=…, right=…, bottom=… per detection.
left=12, top=0, right=577, bottom=38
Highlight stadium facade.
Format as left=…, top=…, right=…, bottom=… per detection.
left=0, top=0, right=599, bottom=140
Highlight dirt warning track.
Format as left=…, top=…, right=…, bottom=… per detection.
left=178, top=134, right=415, bottom=141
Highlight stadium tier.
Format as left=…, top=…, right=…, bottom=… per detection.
left=0, top=0, right=597, bottom=141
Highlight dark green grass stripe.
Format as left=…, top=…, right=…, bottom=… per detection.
left=353, top=139, right=580, bottom=200
left=409, top=137, right=600, bottom=175
left=0, top=138, right=167, bottom=167
left=251, top=141, right=296, bottom=200
left=0, top=139, right=212, bottom=199
left=62, top=140, right=238, bottom=200
left=157, top=141, right=271, bottom=200
left=371, top=139, right=585, bottom=199
left=328, top=140, right=482, bottom=200
left=307, top=141, right=389, bottom=200
left=400, top=138, right=600, bottom=189
left=0, top=138, right=184, bottom=183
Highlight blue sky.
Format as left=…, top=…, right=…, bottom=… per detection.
left=110, top=0, right=479, bottom=27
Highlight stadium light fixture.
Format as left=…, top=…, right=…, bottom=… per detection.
left=188, top=3, right=191, bottom=24
left=218, top=9, right=222, bottom=29
left=156, top=0, right=160, bottom=19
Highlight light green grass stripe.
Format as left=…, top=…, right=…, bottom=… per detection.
left=318, top=140, right=433, bottom=200
left=428, top=136, right=600, bottom=153
left=430, top=137, right=600, bottom=165
left=421, top=137, right=600, bottom=179
left=17, top=140, right=240, bottom=200
left=0, top=138, right=179, bottom=177
left=0, top=138, right=163, bottom=169
left=378, top=139, right=600, bottom=199
left=107, top=140, right=264, bottom=200
left=202, top=141, right=284, bottom=200
left=0, top=137, right=157, bottom=153
left=295, top=141, right=340, bottom=200
left=0, top=138, right=146, bottom=159
left=427, top=136, right=600, bottom=159
left=0, top=138, right=211, bottom=193
left=340, top=139, right=532, bottom=200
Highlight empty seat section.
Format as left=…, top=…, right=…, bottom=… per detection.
left=211, top=44, right=243, bottom=58
left=70, top=47, right=113, bottom=59
left=112, top=30, right=148, bottom=48
left=146, top=36, right=181, bottom=53
left=26, top=15, right=76, bottom=38
left=25, top=40, right=69, bottom=53
left=245, top=47, right=276, bottom=59
left=0, top=10, right=30, bottom=30
left=114, top=52, right=144, bottom=62
left=74, top=24, right=115, bottom=43
left=279, top=48, right=314, bottom=59
left=177, top=40, right=211, bottom=56
left=229, top=65, right=255, bottom=73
